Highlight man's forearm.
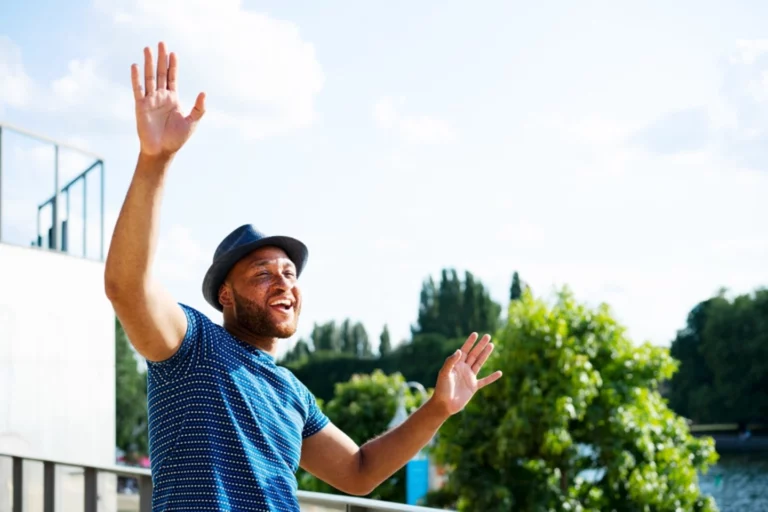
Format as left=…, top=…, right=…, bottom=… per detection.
left=105, top=152, right=173, bottom=295
left=357, top=397, right=450, bottom=492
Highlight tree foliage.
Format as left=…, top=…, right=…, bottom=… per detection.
left=285, top=268, right=500, bottom=401
left=428, top=288, right=719, bottom=512
left=510, top=271, right=523, bottom=301
left=115, top=317, right=148, bottom=456
left=668, top=288, right=768, bottom=424
left=287, top=333, right=459, bottom=402
left=379, top=324, right=392, bottom=357
left=298, top=370, right=429, bottom=502
left=412, top=268, right=501, bottom=338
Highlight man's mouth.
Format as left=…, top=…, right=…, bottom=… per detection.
left=269, top=298, right=294, bottom=313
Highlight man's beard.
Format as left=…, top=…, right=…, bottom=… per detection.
left=232, top=289, right=299, bottom=339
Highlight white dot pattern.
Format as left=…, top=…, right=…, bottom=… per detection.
left=145, top=304, right=329, bottom=511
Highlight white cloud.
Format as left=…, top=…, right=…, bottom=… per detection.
left=494, top=220, right=546, bottom=245
left=372, top=237, right=410, bottom=251
left=0, top=37, right=35, bottom=112
left=48, top=59, right=134, bottom=122
left=93, top=0, right=324, bottom=139
left=153, top=224, right=210, bottom=283
left=0, top=1, right=324, bottom=140
left=732, top=39, right=768, bottom=66
left=373, top=97, right=458, bottom=144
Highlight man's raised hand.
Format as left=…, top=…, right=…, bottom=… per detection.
left=131, top=42, right=206, bottom=157
left=431, top=333, right=503, bottom=416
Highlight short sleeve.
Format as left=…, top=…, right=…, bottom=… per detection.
left=146, top=303, right=209, bottom=384
left=302, top=387, right=330, bottom=439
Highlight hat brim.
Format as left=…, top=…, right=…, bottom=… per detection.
left=202, top=235, right=308, bottom=312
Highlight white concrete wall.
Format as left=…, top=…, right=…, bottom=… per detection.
left=0, top=243, right=116, bottom=511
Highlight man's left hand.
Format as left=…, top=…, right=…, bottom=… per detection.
left=431, top=333, right=503, bottom=416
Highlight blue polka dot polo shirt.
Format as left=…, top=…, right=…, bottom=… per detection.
left=145, top=304, right=330, bottom=511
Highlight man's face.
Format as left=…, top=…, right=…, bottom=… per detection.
left=221, top=246, right=302, bottom=338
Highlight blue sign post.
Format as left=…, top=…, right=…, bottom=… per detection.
left=388, top=381, right=432, bottom=506
left=406, top=456, right=430, bottom=505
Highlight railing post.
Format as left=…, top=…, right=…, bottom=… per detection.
left=0, top=125, right=4, bottom=242
left=84, top=467, right=97, bottom=512
left=53, top=144, right=61, bottom=251
left=99, top=160, right=104, bottom=260
left=44, top=461, right=56, bottom=512
left=12, top=457, right=23, bottom=511
left=139, top=474, right=153, bottom=512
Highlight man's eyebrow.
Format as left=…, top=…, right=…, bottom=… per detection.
left=251, top=259, right=295, bottom=269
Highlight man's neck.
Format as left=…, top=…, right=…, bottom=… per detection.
left=224, top=321, right=279, bottom=357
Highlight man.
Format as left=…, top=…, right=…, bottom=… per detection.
left=105, top=42, right=503, bottom=511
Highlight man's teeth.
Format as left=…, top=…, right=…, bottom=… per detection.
left=271, top=300, right=292, bottom=307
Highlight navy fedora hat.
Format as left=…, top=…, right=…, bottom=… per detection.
left=202, top=224, right=308, bottom=312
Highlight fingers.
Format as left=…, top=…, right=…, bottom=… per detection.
left=187, top=92, right=207, bottom=122
left=130, top=64, right=142, bottom=101
left=168, top=52, right=178, bottom=91
left=460, top=332, right=479, bottom=355
left=470, top=341, right=495, bottom=374
left=143, top=46, right=155, bottom=96
left=477, top=370, right=503, bottom=389
left=465, top=334, right=491, bottom=369
left=156, top=42, right=168, bottom=90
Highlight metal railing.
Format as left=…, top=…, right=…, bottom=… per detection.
left=1, top=453, right=450, bottom=512
left=0, top=122, right=105, bottom=260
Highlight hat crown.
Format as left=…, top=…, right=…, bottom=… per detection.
left=214, top=224, right=264, bottom=261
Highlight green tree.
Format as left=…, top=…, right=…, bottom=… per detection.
left=298, top=370, right=429, bottom=502
left=668, top=288, right=768, bottom=425
left=413, top=276, right=441, bottom=336
left=352, top=322, right=373, bottom=358
left=436, top=269, right=464, bottom=338
left=510, top=271, right=523, bottom=301
left=667, top=298, right=720, bottom=423
left=340, top=319, right=355, bottom=354
left=312, top=321, right=341, bottom=352
left=115, top=317, right=148, bottom=455
left=412, top=269, right=500, bottom=339
left=281, top=338, right=312, bottom=365
left=428, top=287, right=718, bottom=512
left=699, top=288, right=768, bottom=423
left=379, top=324, right=392, bottom=357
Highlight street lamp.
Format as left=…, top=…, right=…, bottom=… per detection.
left=388, top=381, right=431, bottom=505
left=388, top=381, right=427, bottom=429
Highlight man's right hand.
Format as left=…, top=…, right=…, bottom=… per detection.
left=131, top=42, right=206, bottom=157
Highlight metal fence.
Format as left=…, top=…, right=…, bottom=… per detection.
left=1, top=453, right=450, bottom=512
left=0, top=122, right=105, bottom=260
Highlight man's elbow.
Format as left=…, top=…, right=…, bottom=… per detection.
left=343, top=481, right=376, bottom=497
left=104, top=270, right=146, bottom=303
left=346, top=451, right=377, bottom=496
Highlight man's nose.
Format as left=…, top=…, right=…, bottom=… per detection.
left=273, top=274, right=293, bottom=290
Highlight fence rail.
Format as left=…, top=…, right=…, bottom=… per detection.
left=1, top=453, right=449, bottom=512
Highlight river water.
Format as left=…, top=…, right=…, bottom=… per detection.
left=698, top=453, right=768, bottom=511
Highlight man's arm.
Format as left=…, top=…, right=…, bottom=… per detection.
left=104, top=42, right=205, bottom=362
left=300, top=397, right=449, bottom=496
left=300, top=334, right=503, bottom=496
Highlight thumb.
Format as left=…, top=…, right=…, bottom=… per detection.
left=440, top=350, right=462, bottom=376
left=187, top=92, right=206, bottom=122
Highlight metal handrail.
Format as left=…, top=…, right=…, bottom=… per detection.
left=0, top=122, right=105, bottom=161
left=0, top=122, right=106, bottom=259
left=0, top=452, right=451, bottom=512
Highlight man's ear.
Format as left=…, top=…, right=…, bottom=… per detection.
left=218, top=282, right=233, bottom=308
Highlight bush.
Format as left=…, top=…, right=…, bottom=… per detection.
left=427, top=287, right=719, bottom=511
left=298, top=370, right=430, bottom=502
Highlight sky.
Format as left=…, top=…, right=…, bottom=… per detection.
left=2, top=0, right=767, bottom=359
